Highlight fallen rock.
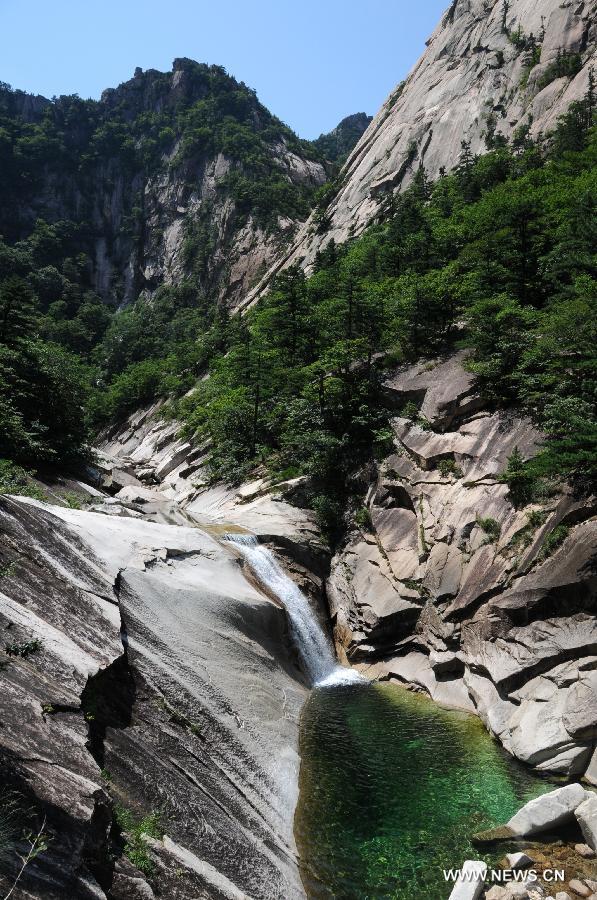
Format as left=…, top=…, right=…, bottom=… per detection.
left=568, top=880, right=591, bottom=898
left=576, top=794, right=597, bottom=851
left=115, top=484, right=160, bottom=505
left=506, top=851, right=533, bottom=869
left=447, top=859, right=487, bottom=900
left=507, top=784, right=588, bottom=836
left=576, top=844, right=596, bottom=859
left=486, top=885, right=532, bottom=900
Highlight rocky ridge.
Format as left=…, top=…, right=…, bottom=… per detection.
left=243, top=0, right=597, bottom=297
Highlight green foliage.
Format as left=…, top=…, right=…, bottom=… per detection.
left=0, top=459, right=47, bottom=499
left=438, top=458, right=463, bottom=478
left=499, top=447, right=539, bottom=507
left=114, top=806, right=162, bottom=876
left=539, top=524, right=570, bottom=560
left=166, top=115, right=596, bottom=538
left=527, top=509, right=547, bottom=529
left=312, top=494, right=345, bottom=546
left=62, top=491, right=82, bottom=509
left=89, top=358, right=180, bottom=426
left=0, top=70, right=595, bottom=533
left=0, top=558, right=18, bottom=578
left=354, top=507, right=373, bottom=531
left=5, top=639, right=43, bottom=658
left=476, top=516, right=502, bottom=543
left=510, top=508, right=548, bottom=551
left=536, top=51, right=582, bottom=93
left=313, top=113, right=372, bottom=165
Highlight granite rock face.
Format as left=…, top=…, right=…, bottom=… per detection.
left=0, top=496, right=307, bottom=899
left=329, top=350, right=597, bottom=777
left=2, top=59, right=326, bottom=311
left=245, top=0, right=597, bottom=298
left=95, top=403, right=328, bottom=596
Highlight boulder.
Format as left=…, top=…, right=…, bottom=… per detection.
left=575, top=844, right=596, bottom=859
left=506, top=852, right=533, bottom=869
left=384, top=351, right=481, bottom=429
left=507, top=784, right=588, bottom=836
left=115, top=484, right=160, bottom=505
left=447, top=859, right=487, bottom=900
left=486, top=886, right=532, bottom=900
left=568, top=881, right=591, bottom=898
left=576, top=794, right=597, bottom=851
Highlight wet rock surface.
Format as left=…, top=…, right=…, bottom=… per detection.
left=0, top=496, right=307, bottom=899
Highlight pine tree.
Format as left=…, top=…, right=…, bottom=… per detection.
left=0, top=276, right=37, bottom=347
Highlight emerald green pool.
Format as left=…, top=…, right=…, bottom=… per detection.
left=295, top=682, right=551, bottom=900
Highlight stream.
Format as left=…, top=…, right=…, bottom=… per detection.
left=224, top=534, right=549, bottom=900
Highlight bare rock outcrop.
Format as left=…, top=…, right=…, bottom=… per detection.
left=245, top=0, right=597, bottom=298
left=329, top=350, right=597, bottom=778
left=0, top=496, right=307, bottom=899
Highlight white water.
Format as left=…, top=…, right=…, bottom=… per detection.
left=224, top=534, right=363, bottom=688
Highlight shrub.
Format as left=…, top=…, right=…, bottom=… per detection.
left=354, top=507, right=373, bottom=531
left=438, top=458, right=463, bottom=478
left=537, top=51, right=582, bottom=92
left=477, top=516, right=502, bottom=543
left=5, top=639, right=43, bottom=658
left=114, top=806, right=162, bottom=876
left=539, top=524, right=570, bottom=560
left=62, top=491, right=82, bottom=509
left=527, top=509, right=547, bottom=529
left=0, top=459, right=46, bottom=500
left=510, top=509, right=548, bottom=551
left=312, top=494, right=344, bottom=546
left=499, top=447, right=539, bottom=508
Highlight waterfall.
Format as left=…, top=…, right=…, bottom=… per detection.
left=224, top=534, right=362, bottom=688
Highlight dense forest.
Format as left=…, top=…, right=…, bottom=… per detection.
left=0, top=76, right=595, bottom=540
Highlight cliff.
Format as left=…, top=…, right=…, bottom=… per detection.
left=0, top=59, right=327, bottom=310
left=246, top=0, right=597, bottom=288
left=327, top=352, right=597, bottom=780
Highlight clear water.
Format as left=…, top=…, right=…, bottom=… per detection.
left=295, top=682, right=551, bottom=900
left=224, top=534, right=362, bottom=687
left=223, top=534, right=550, bottom=899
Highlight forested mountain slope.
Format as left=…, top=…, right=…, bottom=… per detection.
left=0, top=58, right=327, bottom=312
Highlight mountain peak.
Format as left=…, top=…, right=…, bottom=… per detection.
left=314, top=112, right=372, bottom=163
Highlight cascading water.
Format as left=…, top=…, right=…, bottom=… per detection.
left=224, top=533, right=362, bottom=687
left=224, top=534, right=549, bottom=900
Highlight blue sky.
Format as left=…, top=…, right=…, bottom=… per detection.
left=0, top=0, right=447, bottom=139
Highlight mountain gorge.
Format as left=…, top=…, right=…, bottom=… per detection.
left=1, top=1, right=597, bottom=898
